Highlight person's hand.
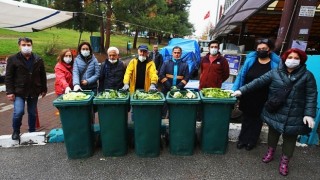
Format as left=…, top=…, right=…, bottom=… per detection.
left=7, top=94, right=15, bottom=101
left=149, top=84, right=157, bottom=91
left=41, top=92, right=47, bottom=98
left=81, top=80, right=88, bottom=86
left=122, top=84, right=129, bottom=91
left=231, top=90, right=242, bottom=97
left=73, top=85, right=82, bottom=91
left=64, top=87, right=71, bottom=94
left=303, top=116, right=314, bottom=128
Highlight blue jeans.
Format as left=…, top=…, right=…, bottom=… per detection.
left=12, top=96, right=38, bottom=132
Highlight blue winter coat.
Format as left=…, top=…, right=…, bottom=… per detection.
left=232, top=51, right=280, bottom=91
left=73, top=54, right=100, bottom=90
left=239, top=63, right=317, bottom=135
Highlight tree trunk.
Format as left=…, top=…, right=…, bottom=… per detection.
left=104, top=1, right=112, bottom=51
left=100, top=20, right=105, bottom=53
left=133, top=29, right=139, bottom=49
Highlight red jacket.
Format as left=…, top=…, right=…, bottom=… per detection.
left=199, top=53, right=230, bottom=89
left=54, top=62, right=73, bottom=95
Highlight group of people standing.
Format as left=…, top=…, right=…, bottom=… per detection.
left=5, top=37, right=317, bottom=176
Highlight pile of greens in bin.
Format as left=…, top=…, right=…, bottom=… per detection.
left=169, top=89, right=197, bottom=99
left=133, top=90, right=162, bottom=100
left=95, top=90, right=127, bottom=99
left=201, top=88, right=232, bottom=98
left=62, top=92, right=91, bottom=100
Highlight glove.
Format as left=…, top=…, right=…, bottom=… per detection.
left=149, top=84, right=157, bottom=91
left=303, top=116, right=314, bottom=128
left=73, top=85, right=82, bottom=91
left=122, top=84, right=129, bottom=91
left=231, top=90, right=242, bottom=97
left=64, top=87, right=71, bottom=94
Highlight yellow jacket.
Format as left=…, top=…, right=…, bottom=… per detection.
left=123, top=58, right=158, bottom=93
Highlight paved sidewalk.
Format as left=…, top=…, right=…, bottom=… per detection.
left=0, top=76, right=61, bottom=136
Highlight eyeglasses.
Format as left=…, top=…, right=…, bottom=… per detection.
left=173, top=52, right=181, bottom=54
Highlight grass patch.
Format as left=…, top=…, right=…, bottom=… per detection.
left=0, top=28, right=165, bottom=72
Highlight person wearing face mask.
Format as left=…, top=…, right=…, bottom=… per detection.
left=73, top=42, right=100, bottom=94
left=54, top=49, right=74, bottom=96
left=232, top=39, right=280, bottom=151
left=5, top=37, right=47, bottom=140
left=98, top=47, right=126, bottom=92
left=159, top=46, right=190, bottom=118
left=232, top=48, right=317, bottom=176
left=199, top=40, right=230, bottom=89
left=122, top=45, right=158, bottom=93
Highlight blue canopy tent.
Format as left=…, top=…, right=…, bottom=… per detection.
left=160, top=38, right=201, bottom=78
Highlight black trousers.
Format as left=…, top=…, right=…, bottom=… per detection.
left=238, top=114, right=263, bottom=145
left=267, top=126, right=297, bottom=158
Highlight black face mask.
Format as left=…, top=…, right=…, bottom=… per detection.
left=257, top=50, right=269, bottom=58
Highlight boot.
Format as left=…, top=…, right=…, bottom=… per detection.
left=12, top=130, right=20, bottom=140
left=262, top=147, right=275, bottom=163
left=279, top=155, right=289, bottom=176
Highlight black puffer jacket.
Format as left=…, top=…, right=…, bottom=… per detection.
left=5, top=52, right=47, bottom=98
left=239, top=63, right=317, bottom=135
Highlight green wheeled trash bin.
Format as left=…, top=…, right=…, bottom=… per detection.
left=53, top=91, right=94, bottom=159
left=200, top=92, right=236, bottom=154
left=166, top=90, right=200, bottom=155
left=90, top=36, right=101, bottom=53
left=130, top=91, right=165, bottom=157
left=93, top=90, right=130, bottom=156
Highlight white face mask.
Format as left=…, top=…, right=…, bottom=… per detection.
left=21, top=46, right=32, bottom=54
left=108, top=59, right=117, bottom=64
left=63, top=57, right=72, bottom=64
left=138, top=56, right=146, bottom=62
left=81, top=50, right=90, bottom=57
left=285, top=59, right=300, bottom=69
left=210, top=48, right=218, bottom=55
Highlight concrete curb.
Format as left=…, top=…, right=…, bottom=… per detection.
left=0, top=73, right=55, bottom=92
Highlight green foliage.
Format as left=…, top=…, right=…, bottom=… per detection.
left=43, top=34, right=60, bottom=56
left=0, top=28, right=160, bottom=72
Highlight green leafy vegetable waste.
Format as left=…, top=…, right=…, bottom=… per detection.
left=133, top=90, right=162, bottom=100
left=96, top=90, right=127, bottom=99
left=62, top=92, right=91, bottom=100
left=201, top=88, right=232, bottom=98
left=169, top=89, right=197, bottom=99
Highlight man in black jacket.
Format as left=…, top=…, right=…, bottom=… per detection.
left=98, top=47, right=126, bottom=92
left=5, top=37, right=47, bottom=140
left=149, top=44, right=163, bottom=74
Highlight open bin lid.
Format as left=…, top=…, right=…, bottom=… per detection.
left=200, top=91, right=236, bottom=104
left=53, top=91, right=94, bottom=107
left=166, top=90, right=201, bottom=104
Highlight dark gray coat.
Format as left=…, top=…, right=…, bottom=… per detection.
left=5, top=52, right=47, bottom=98
left=239, top=63, right=317, bottom=135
